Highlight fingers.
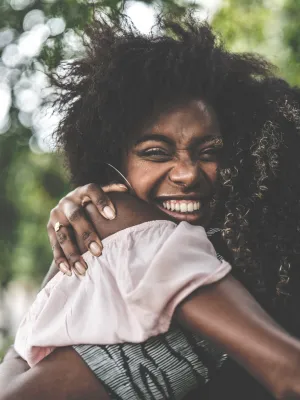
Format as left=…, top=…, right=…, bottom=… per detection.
left=82, top=183, right=123, bottom=220
left=102, top=183, right=128, bottom=193
left=48, top=209, right=89, bottom=277
left=81, top=184, right=128, bottom=207
left=62, top=200, right=103, bottom=256
left=47, top=182, right=128, bottom=276
left=48, top=215, right=74, bottom=276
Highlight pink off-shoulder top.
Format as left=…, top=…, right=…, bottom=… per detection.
left=15, top=221, right=231, bottom=367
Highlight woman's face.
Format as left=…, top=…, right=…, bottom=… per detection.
left=122, top=100, right=222, bottom=226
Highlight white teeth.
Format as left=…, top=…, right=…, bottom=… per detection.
left=187, top=203, right=193, bottom=212
left=161, top=200, right=201, bottom=213
left=180, top=203, right=187, bottom=213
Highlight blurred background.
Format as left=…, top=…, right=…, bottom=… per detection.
left=0, top=0, right=299, bottom=357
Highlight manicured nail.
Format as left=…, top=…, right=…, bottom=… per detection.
left=118, top=184, right=128, bottom=190
left=103, top=206, right=116, bottom=220
left=89, top=242, right=102, bottom=256
left=59, top=263, right=72, bottom=276
left=75, top=261, right=87, bottom=275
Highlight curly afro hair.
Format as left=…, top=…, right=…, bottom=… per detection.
left=53, top=13, right=300, bottom=331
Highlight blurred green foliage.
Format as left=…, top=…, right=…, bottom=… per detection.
left=0, top=0, right=299, bottom=290
left=0, top=0, right=198, bottom=288
left=213, top=0, right=300, bottom=86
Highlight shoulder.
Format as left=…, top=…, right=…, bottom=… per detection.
left=85, top=192, right=173, bottom=240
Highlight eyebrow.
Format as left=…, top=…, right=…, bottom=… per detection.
left=134, top=133, right=222, bottom=146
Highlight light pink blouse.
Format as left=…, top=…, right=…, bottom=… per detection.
left=15, top=221, right=231, bottom=367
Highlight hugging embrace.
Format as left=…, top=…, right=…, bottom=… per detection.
left=1, top=13, right=300, bottom=400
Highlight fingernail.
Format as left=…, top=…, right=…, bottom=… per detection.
left=59, top=263, right=72, bottom=277
left=89, top=242, right=102, bottom=256
left=103, top=206, right=115, bottom=220
left=118, top=184, right=128, bottom=190
left=75, top=261, right=87, bottom=275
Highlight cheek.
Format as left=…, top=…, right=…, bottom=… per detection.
left=123, top=156, right=164, bottom=202
left=202, top=162, right=218, bottom=185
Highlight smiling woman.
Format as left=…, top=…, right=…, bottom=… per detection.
left=2, top=12, right=300, bottom=400
left=124, top=100, right=222, bottom=225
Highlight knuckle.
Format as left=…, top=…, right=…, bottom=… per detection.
left=58, top=197, right=67, bottom=207
left=68, top=207, right=84, bottom=223
left=85, top=183, right=98, bottom=193
left=51, top=242, right=59, bottom=251
left=95, top=196, right=108, bottom=209
left=82, top=231, right=93, bottom=242
left=66, top=252, right=80, bottom=263
left=49, top=207, right=58, bottom=219
left=56, top=231, right=69, bottom=245
left=71, top=186, right=83, bottom=195
left=60, top=196, right=72, bottom=207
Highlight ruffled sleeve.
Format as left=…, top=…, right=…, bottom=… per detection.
left=14, top=220, right=231, bottom=367
left=117, top=221, right=231, bottom=337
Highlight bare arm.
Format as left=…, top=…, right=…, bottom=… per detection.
left=2, top=192, right=300, bottom=399
left=0, top=193, right=167, bottom=399
left=1, top=347, right=109, bottom=400
left=177, top=276, right=300, bottom=399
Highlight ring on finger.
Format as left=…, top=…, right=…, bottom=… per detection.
left=55, top=222, right=64, bottom=232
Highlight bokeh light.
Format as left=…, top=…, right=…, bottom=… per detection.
left=0, top=83, right=12, bottom=124
left=10, top=0, right=35, bottom=11
left=23, top=9, right=45, bottom=31
left=0, top=29, right=15, bottom=49
left=47, top=17, right=66, bottom=36
left=2, top=44, right=24, bottom=67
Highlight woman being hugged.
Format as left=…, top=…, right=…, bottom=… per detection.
left=2, top=13, right=300, bottom=400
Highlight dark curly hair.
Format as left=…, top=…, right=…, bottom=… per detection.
left=53, top=14, right=300, bottom=331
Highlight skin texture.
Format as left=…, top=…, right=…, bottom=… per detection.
left=4, top=99, right=296, bottom=399
left=123, top=100, right=221, bottom=226
left=2, top=193, right=300, bottom=399
left=47, top=100, right=223, bottom=276
left=5, top=100, right=300, bottom=399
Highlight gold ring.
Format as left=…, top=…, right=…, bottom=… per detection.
left=55, top=222, right=64, bottom=232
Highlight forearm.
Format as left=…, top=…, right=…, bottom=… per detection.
left=176, top=275, right=300, bottom=399
left=0, top=194, right=166, bottom=398
left=0, top=347, right=107, bottom=400
left=0, top=346, right=30, bottom=397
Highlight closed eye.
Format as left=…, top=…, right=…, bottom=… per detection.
left=138, top=147, right=172, bottom=162
left=143, top=148, right=168, bottom=156
left=198, top=147, right=220, bottom=161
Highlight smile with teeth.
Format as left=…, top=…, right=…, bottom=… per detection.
left=162, top=200, right=201, bottom=213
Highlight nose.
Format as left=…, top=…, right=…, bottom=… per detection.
left=168, top=155, right=207, bottom=189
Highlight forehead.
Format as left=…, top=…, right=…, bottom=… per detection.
left=139, top=100, right=221, bottom=143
